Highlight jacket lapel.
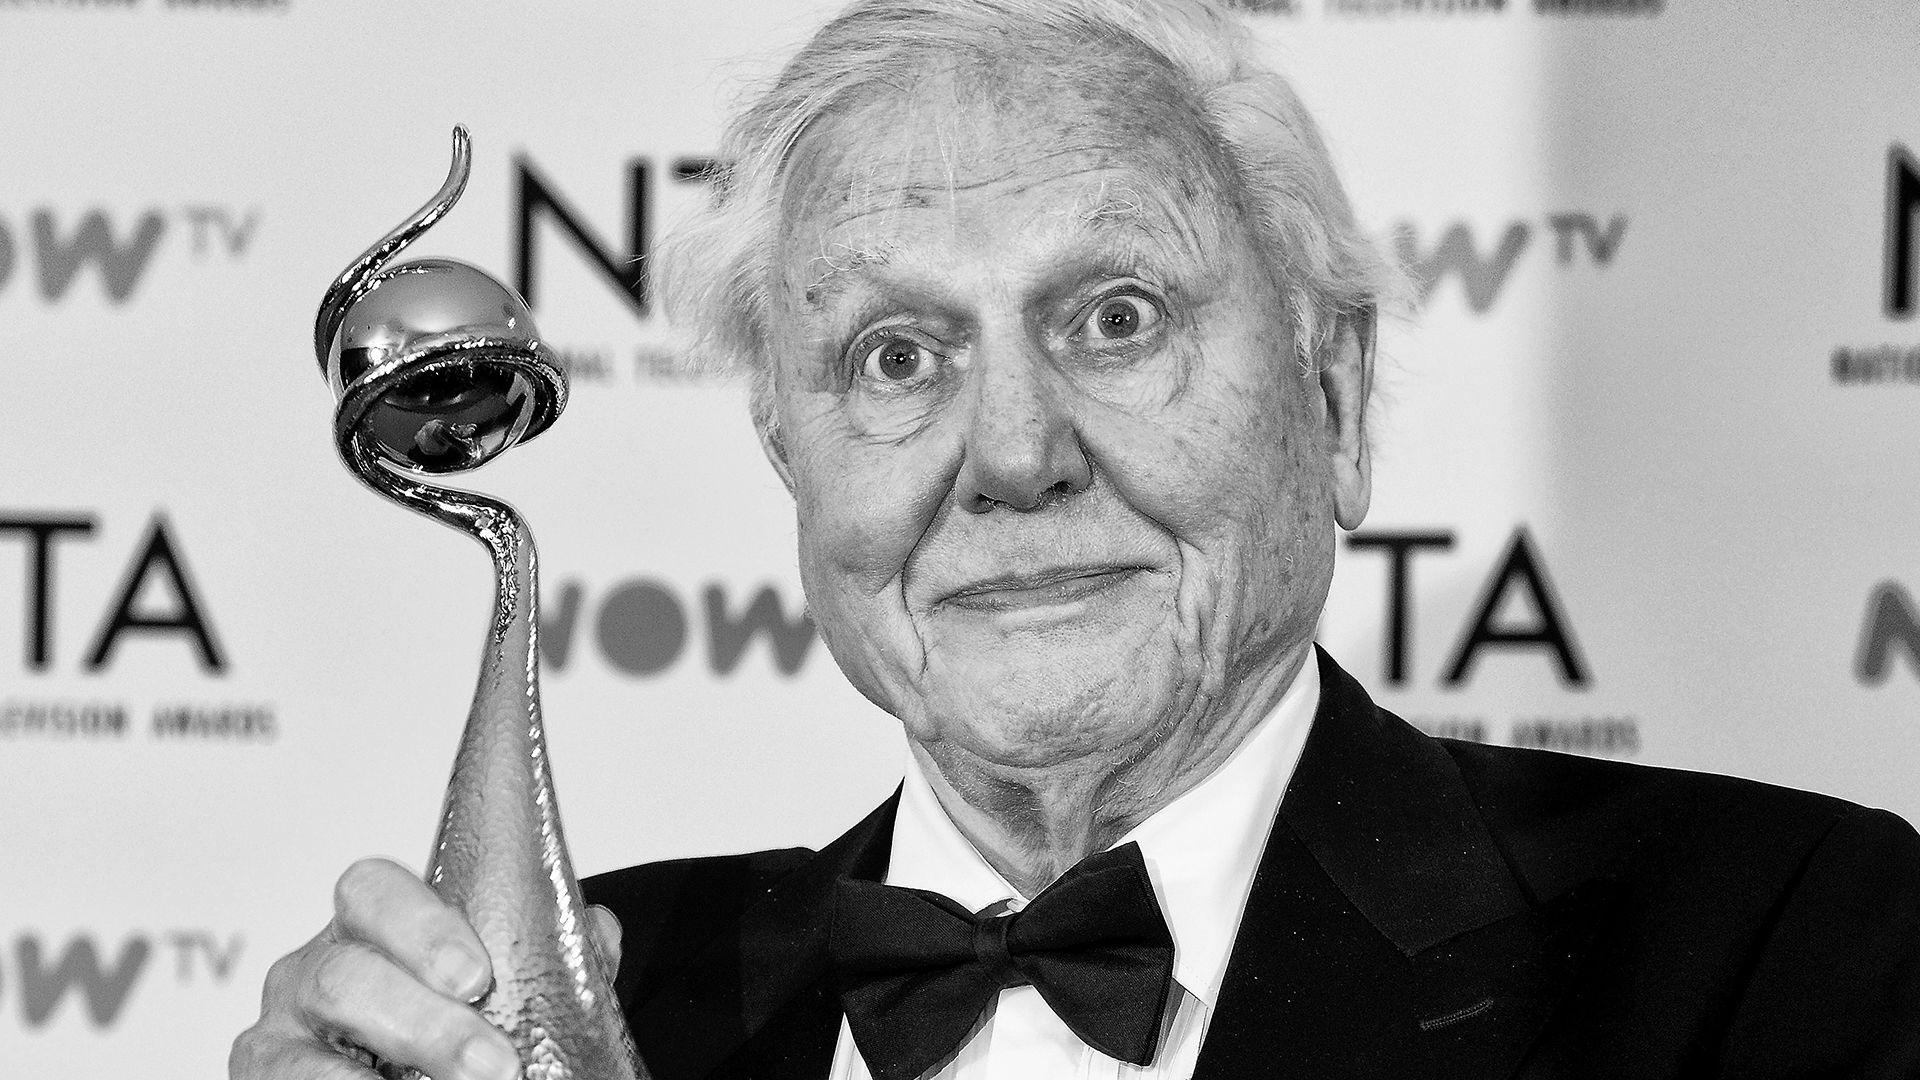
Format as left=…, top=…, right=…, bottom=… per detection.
left=631, top=795, right=898, bottom=1080
left=1193, top=649, right=1612, bottom=1079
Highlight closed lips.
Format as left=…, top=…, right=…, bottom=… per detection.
left=940, top=565, right=1149, bottom=610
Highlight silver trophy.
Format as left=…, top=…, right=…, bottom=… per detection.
left=313, top=127, right=646, bottom=1080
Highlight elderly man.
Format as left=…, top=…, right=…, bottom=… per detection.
left=234, top=0, right=1920, bottom=1077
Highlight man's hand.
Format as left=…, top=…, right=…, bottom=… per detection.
left=229, top=857, right=624, bottom=1080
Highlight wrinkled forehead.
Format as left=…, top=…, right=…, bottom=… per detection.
left=774, top=49, right=1247, bottom=281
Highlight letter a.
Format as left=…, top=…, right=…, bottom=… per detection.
left=1443, top=527, right=1590, bottom=687
left=84, top=514, right=227, bottom=672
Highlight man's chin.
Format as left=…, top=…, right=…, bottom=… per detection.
left=901, top=578, right=1190, bottom=762
left=914, top=647, right=1188, bottom=767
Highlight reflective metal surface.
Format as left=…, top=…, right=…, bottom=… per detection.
left=331, top=260, right=552, bottom=472
left=316, top=127, right=645, bottom=1080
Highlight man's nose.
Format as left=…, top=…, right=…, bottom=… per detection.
left=954, top=338, right=1092, bottom=513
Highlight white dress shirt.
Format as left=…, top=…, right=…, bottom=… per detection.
left=828, top=656, right=1320, bottom=1080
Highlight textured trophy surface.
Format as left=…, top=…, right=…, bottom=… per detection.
left=315, top=127, right=647, bottom=1080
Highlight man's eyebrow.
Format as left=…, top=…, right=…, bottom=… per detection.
left=803, top=241, right=892, bottom=309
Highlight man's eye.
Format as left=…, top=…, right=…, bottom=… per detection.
left=859, top=335, right=939, bottom=383
left=1082, top=294, right=1161, bottom=342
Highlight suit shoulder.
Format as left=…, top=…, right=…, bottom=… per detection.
left=584, top=846, right=817, bottom=904
left=583, top=848, right=815, bottom=963
left=1436, top=738, right=1917, bottom=896
left=1439, top=737, right=1866, bottom=826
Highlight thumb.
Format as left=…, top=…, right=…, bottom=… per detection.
left=587, top=904, right=624, bottom=975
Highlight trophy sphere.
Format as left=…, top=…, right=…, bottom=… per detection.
left=328, top=258, right=564, bottom=474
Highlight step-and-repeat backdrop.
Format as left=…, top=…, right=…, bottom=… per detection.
left=2, top=0, right=1915, bottom=1074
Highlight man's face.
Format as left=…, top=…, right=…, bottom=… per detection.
left=762, top=60, right=1368, bottom=776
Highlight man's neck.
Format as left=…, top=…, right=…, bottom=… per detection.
left=907, top=643, right=1312, bottom=898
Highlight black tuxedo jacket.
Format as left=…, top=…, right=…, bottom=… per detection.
left=585, top=651, right=1920, bottom=1078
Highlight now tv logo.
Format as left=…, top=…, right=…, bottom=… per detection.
left=0, top=210, right=162, bottom=304
left=0, top=205, right=254, bottom=305
left=4, top=930, right=241, bottom=1030
left=1391, top=211, right=1628, bottom=315
left=540, top=578, right=817, bottom=678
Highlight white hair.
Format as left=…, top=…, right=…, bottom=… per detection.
left=658, top=0, right=1398, bottom=431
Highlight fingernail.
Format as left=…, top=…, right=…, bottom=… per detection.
left=432, top=943, right=487, bottom=998
left=461, top=1035, right=521, bottom=1080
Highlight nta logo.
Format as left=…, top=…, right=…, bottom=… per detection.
left=513, top=155, right=716, bottom=323
left=3, top=930, right=242, bottom=1030
left=1887, top=143, right=1918, bottom=320
left=1345, top=525, right=1589, bottom=689
left=0, top=512, right=226, bottom=673
left=0, top=205, right=255, bottom=304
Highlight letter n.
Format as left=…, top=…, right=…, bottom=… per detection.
left=1443, top=526, right=1590, bottom=687
left=514, top=156, right=650, bottom=319
left=1856, top=581, right=1920, bottom=685
left=85, top=514, right=227, bottom=672
left=1887, top=144, right=1920, bottom=319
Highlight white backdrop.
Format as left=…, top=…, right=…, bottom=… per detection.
left=1, top=1, right=1916, bottom=1075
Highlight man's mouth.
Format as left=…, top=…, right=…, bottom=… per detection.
left=939, top=565, right=1149, bottom=613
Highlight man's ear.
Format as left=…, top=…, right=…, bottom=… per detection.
left=755, top=406, right=798, bottom=495
left=1317, top=305, right=1374, bottom=531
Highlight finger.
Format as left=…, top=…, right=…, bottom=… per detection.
left=295, top=938, right=519, bottom=1080
left=231, top=1024, right=382, bottom=1080
left=333, top=856, right=491, bottom=1002
left=587, top=904, right=623, bottom=972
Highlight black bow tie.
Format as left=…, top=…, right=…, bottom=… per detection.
left=828, top=841, right=1176, bottom=1080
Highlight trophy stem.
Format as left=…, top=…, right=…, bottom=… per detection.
left=340, top=430, right=645, bottom=1080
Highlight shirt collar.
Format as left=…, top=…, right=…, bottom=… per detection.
left=886, top=654, right=1320, bottom=1010
left=889, top=752, right=1026, bottom=913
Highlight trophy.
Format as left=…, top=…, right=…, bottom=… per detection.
left=313, top=127, right=647, bottom=1080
